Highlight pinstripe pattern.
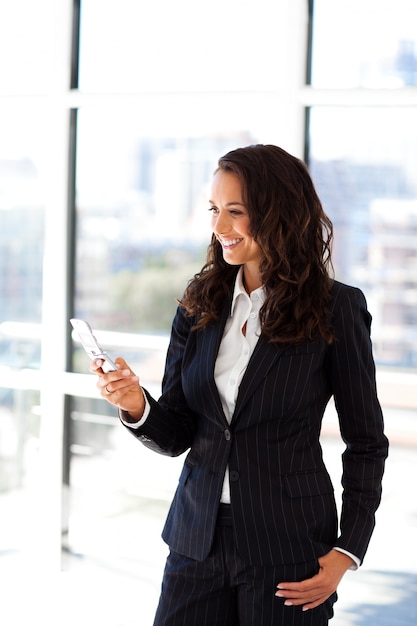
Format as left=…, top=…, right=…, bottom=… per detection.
left=125, top=280, right=388, bottom=583
left=153, top=514, right=336, bottom=626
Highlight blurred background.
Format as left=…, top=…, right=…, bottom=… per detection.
left=0, top=1, right=416, bottom=624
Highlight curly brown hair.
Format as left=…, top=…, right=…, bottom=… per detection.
left=179, top=144, right=334, bottom=346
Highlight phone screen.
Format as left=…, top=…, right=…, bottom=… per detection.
left=78, top=331, right=98, bottom=349
left=70, top=318, right=117, bottom=371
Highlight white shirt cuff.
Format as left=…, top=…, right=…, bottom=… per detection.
left=333, top=547, right=360, bottom=570
left=119, top=394, right=151, bottom=428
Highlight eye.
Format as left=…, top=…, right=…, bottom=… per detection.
left=208, top=206, right=219, bottom=214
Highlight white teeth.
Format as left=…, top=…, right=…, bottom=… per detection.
left=222, top=238, right=242, bottom=246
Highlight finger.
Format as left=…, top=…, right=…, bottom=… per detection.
left=89, top=358, right=105, bottom=373
left=276, top=591, right=326, bottom=609
left=276, top=578, right=319, bottom=593
left=276, top=589, right=318, bottom=601
left=275, top=579, right=321, bottom=604
left=114, top=356, right=130, bottom=370
left=90, top=357, right=129, bottom=374
left=102, top=368, right=133, bottom=384
left=301, top=594, right=330, bottom=611
left=99, top=371, right=139, bottom=394
left=276, top=590, right=319, bottom=605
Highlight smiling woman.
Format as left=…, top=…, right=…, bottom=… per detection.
left=0, top=1, right=415, bottom=624
left=90, top=143, right=387, bottom=626
left=182, top=145, right=334, bottom=347
left=209, top=170, right=263, bottom=291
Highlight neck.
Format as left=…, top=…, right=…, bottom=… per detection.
left=242, top=266, right=262, bottom=294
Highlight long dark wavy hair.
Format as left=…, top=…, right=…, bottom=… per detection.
left=179, top=144, right=334, bottom=346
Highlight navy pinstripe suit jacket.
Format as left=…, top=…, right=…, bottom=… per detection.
left=124, top=280, right=388, bottom=567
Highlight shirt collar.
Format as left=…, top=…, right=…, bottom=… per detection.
left=230, top=267, right=266, bottom=317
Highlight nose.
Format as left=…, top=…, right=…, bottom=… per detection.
left=212, top=210, right=230, bottom=235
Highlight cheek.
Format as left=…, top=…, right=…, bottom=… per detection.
left=251, top=240, right=263, bottom=258
left=243, top=217, right=255, bottom=237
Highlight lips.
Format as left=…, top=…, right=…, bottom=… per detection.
left=220, top=238, right=243, bottom=248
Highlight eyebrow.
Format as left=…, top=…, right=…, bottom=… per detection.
left=209, top=200, right=246, bottom=207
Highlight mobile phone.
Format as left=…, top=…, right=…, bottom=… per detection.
left=70, top=318, right=117, bottom=372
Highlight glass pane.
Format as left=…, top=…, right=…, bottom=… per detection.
left=79, top=0, right=282, bottom=92
left=69, top=103, right=265, bottom=576
left=0, top=105, right=46, bottom=569
left=0, top=387, right=41, bottom=571
left=0, top=106, right=46, bottom=369
left=311, top=0, right=417, bottom=88
left=67, top=395, right=180, bottom=547
left=308, top=107, right=417, bottom=367
left=73, top=104, right=259, bottom=350
left=0, top=0, right=55, bottom=94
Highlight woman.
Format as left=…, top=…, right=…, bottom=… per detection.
left=90, top=144, right=388, bottom=625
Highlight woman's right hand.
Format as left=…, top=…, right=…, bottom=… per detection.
left=89, top=356, right=146, bottom=422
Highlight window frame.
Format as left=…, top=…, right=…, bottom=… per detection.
left=0, top=0, right=416, bottom=574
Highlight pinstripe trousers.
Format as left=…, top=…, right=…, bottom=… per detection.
left=153, top=506, right=337, bottom=626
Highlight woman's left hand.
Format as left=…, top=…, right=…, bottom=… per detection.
left=275, top=549, right=354, bottom=611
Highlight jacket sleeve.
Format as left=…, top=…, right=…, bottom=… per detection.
left=328, top=284, right=389, bottom=563
left=121, top=305, right=198, bottom=457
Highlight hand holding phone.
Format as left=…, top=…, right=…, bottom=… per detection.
left=70, top=318, right=117, bottom=372
left=71, top=318, right=145, bottom=419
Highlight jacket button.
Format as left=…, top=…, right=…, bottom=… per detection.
left=224, top=429, right=231, bottom=441
left=230, top=470, right=240, bottom=482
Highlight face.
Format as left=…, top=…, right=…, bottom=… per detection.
left=209, top=170, right=263, bottom=284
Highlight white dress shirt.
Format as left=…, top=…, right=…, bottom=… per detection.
left=121, top=266, right=359, bottom=568
left=213, top=267, right=264, bottom=502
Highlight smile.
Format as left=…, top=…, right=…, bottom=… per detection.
left=220, top=238, right=243, bottom=248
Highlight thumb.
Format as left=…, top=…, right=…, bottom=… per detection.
left=114, top=356, right=131, bottom=370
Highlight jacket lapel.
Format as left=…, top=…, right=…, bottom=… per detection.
left=196, top=296, right=283, bottom=426
left=231, top=336, right=283, bottom=423
left=197, top=303, right=230, bottom=424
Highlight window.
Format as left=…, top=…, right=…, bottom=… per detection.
left=308, top=106, right=417, bottom=366
left=67, top=0, right=308, bottom=599
left=310, top=0, right=417, bottom=88
left=0, top=2, right=416, bottom=624
left=0, top=105, right=46, bottom=566
left=305, top=8, right=417, bottom=621
left=306, top=0, right=417, bottom=368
